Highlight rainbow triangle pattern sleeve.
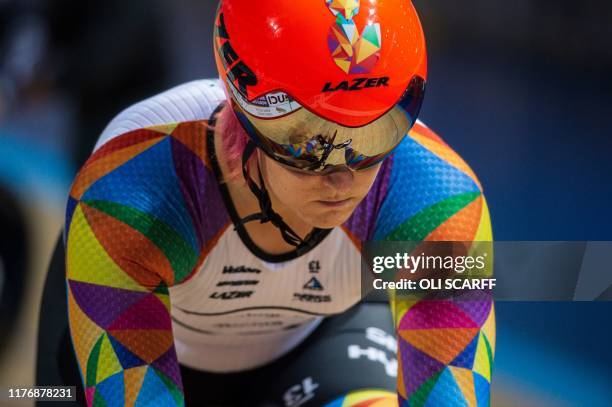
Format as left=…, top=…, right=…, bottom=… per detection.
left=373, top=123, right=495, bottom=407
left=64, top=121, right=213, bottom=407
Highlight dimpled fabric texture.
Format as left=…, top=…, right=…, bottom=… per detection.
left=65, top=122, right=218, bottom=406
left=65, top=114, right=494, bottom=406
left=373, top=124, right=494, bottom=407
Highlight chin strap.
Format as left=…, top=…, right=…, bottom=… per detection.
left=237, top=140, right=322, bottom=251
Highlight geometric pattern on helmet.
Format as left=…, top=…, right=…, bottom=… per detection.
left=326, top=0, right=381, bottom=74
left=326, top=0, right=360, bottom=19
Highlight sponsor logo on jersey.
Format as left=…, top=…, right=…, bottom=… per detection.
left=222, top=265, right=261, bottom=274
left=321, top=77, right=389, bottom=92
left=293, top=293, right=331, bottom=303
left=283, top=377, right=319, bottom=407
left=347, top=345, right=397, bottom=377
left=346, top=327, right=398, bottom=377
left=216, top=280, right=259, bottom=286
left=214, top=321, right=283, bottom=328
left=365, top=326, right=397, bottom=352
left=210, top=290, right=254, bottom=300
left=303, top=276, right=324, bottom=291
left=308, top=260, right=321, bottom=273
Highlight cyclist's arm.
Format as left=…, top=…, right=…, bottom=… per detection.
left=65, top=122, right=209, bottom=406
left=373, top=123, right=495, bottom=406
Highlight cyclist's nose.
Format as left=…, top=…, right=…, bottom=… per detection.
left=322, top=166, right=353, bottom=193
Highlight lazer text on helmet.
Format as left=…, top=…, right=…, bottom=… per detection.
left=321, top=77, right=389, bottom=92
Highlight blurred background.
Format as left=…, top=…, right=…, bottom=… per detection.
left=0, top=0, right=610, bottom=405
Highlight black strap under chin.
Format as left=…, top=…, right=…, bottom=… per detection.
left=237, top=140, right=321, bottom=251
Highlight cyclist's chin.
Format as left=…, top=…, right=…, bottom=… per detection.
left=299, top=200, right=356, bottom=229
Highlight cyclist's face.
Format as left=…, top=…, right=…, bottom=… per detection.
left=260, top=152, right=382, bottom=229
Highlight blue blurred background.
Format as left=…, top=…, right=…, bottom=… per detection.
left=418, top=2, right=612, bottom=405
left=1, top=0, right=611, bottom=405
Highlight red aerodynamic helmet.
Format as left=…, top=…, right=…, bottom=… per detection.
left=214, top=0, right=427, bottom=172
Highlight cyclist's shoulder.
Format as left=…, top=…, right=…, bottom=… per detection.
left=95, top=78, right=226, bottom=150
left=68, top=79, right=227, bottom=240
left=390, top=119, right=483, bottom=190
left=370, top=120, right=486, bottom=240
left=343, top=120, right=485, bottom=241
left=66, top=80, right=229, bottom=280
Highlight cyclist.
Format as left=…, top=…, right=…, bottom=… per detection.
left=49, top=0, right=495, bottom=405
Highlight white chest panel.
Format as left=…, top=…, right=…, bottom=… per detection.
left=168, top=226, right=362, bottom=371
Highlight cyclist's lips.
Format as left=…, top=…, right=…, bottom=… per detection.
left=315, top=197, right=352, bottom=208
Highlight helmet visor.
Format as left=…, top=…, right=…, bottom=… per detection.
left=229, top=75, right=425, bottom=172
